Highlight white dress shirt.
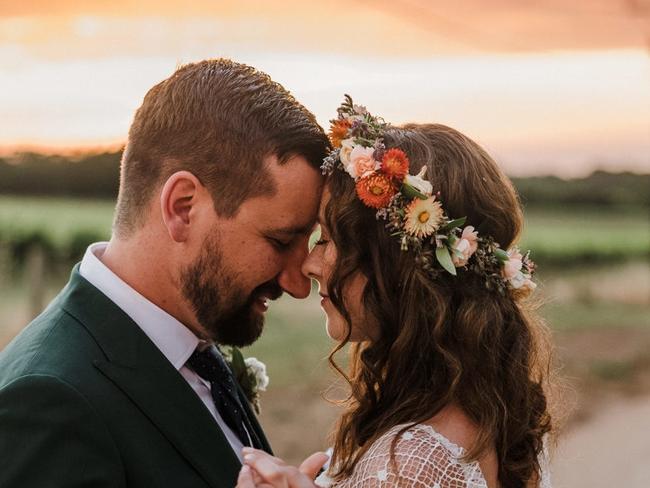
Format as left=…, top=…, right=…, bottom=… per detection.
left=79, top=242, right=247, bottom=460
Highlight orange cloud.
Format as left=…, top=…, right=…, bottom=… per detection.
left=1, top=0, right=648, bottom=55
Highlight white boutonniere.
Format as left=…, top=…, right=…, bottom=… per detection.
left=222, top=347, right=269, bottom=414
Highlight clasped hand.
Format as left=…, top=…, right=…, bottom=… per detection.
left=236, top=448, right=329, bottom=488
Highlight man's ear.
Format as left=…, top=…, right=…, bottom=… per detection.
left=160, top=171, right=203, bottom=243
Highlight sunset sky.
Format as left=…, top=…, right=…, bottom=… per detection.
left=1, top=0, right=649, bottom=176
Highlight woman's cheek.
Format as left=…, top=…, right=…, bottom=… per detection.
left=323, top=243, right=337, bottom=264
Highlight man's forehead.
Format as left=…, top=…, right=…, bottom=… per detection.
left=236, top=153, right=323, bottom=232
left=265, top=154, right=323, bottom=195
left=236, top=188, right=320, bottom=234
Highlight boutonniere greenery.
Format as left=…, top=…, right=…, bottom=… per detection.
left=222, top=346, right=269, bottom=414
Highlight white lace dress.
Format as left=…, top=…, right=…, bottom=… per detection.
left=315, top=423, right=552, bottom=487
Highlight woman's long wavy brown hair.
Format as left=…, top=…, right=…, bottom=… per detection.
left=325, top=124, right=553, bottom=487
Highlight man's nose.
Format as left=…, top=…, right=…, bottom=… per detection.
left=277, top=243, right=312, bottom=299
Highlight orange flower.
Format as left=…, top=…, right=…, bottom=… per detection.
left=381, top=148, right=409, bottom=180
left=329, top=119, right=352, bottom=148
left=355, top=173, right=396, bottom=209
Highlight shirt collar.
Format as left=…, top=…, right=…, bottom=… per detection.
left=79, top=242, right=199, bottom=370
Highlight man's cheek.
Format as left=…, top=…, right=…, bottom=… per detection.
left=247, top=257, right=282, bottom=286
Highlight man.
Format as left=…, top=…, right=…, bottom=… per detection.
left=0, top=59, right=330, bottom=487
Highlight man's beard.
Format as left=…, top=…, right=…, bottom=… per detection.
left=180, top=232, right=282, bottom=347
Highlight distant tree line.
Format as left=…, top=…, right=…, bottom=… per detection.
left=0, top=151, right=120, bottom=199
left=513, top=171, right=650, bottom=208
left=0, top=151, right=648, bottom=207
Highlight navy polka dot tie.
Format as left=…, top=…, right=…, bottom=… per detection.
left=187, top=345, right=253, bottom=447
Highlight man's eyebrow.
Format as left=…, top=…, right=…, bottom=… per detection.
left=267, top=222, right=318, bottom=237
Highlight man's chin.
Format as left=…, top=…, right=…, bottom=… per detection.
left=219, top=329, right=264, bottom=348
left=208, top=311, right=265, bottom=348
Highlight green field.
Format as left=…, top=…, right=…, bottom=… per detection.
left=521, top=205, right=649, bottom=264
left=1, top=196, right=648, bottom=265
left=0, top=196, right=114, bottom=247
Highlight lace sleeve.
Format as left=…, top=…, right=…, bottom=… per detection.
left=538, top=435, right=553, bottom=488
left=317, top=424, right=488, bottom=488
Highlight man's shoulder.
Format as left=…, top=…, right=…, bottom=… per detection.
left=0, top=297, right=102, bottom=389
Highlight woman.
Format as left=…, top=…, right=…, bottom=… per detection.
left=238, top=97, right=553, bottom=487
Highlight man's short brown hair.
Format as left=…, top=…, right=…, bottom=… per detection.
left=114, top=58, right=330, bottom=237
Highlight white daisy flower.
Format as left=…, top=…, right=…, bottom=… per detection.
left=404, top=196, right=444, bottom=238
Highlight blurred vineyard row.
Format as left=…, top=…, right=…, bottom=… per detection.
left=1, top=150, right=648, bottom=271
left=1, top=195, right=648, bottom=270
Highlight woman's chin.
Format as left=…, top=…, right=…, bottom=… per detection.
left=325, top=319, right=342, bottom=341
left=326, top=320, right=367, bottom=343
left=322, top=303, right=369, bottom=342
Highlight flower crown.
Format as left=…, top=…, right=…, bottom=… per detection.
left=321, top=95, right=536, bottom=297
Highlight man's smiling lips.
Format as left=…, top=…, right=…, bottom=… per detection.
left=254, top=295, right=275, bottom=313
left=254, top=296, right=269, bottom=312
left=252, top=282, right=284, bottom=313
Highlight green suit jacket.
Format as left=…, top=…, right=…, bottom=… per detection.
left=0, top=266, right=272, bottom=487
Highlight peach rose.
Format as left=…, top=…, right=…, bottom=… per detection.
left=346, top=145, right=379, bottom=179
left=452, top=226, right=479, bottom=267
left=502, top=249, right=523, bottom=280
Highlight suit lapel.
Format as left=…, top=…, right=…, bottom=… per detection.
left=60, top=267, right=243, bottom=487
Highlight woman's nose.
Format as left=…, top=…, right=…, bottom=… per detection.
left=301, top=247, right=322, bottom=281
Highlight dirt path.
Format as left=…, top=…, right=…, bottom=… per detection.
left=551, top=394, right=650, bottom=488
